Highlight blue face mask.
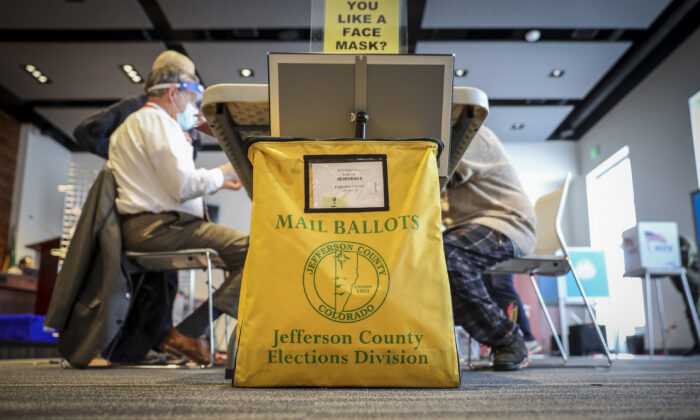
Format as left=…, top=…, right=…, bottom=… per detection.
left=176, top=102, right=199, bottom=131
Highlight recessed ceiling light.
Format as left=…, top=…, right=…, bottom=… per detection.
left=22, top=64, right=50, bottom=84
left=511, top=123, right=525, bottom=130
left=454, top=68, right=467, bottom=77
left=239, top=68, right=254, bottom=78
left=524, top=29, right=541, bottom=43
left=120, top=64, right=143, bottom=84
left=550, top=69, right=565, bottom=78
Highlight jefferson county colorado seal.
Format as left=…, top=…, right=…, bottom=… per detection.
left=303, top=241, right=390, bottom=323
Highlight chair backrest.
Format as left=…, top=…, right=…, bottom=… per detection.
left=533, top=173, right=572, bottom=256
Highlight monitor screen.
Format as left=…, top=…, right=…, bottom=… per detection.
left=268, top=53, right=454, bottom=177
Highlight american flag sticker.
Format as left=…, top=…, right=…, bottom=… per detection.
left=644, top=231, right=667, bottom=244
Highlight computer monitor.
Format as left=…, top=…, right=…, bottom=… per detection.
left=691, top=189, right=700, bottom=252
left=268, top=53, right=454, bottom=177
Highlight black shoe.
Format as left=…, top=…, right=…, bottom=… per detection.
left=493, top=332, right=530, bottom=371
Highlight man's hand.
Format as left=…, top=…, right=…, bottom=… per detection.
left=218, top=162, right=240, bottom=182
left=221, top=180, right=243, bottom=190
left=217, top=163, right=242, bottom=191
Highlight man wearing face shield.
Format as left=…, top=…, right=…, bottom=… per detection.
left=74, top=50, right=203, bottom=159
left=106, top=65, right=248, bottom=365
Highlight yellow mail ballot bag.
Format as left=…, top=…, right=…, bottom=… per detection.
left=233, top=138, right=459, bottom=388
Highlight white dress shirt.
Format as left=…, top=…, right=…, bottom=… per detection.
left=106, top=102, right=223, bottom=218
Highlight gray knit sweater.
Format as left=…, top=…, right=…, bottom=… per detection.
left=441, top=126, right=537, bottom=255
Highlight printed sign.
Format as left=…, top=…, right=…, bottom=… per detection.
left=324, top=0, right=400, bottom=53
left=306, top=155, right=388, bottom=212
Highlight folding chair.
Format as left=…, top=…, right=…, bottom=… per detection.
left=126, top=248, right=228, bottom=367
left=485, top=173, right=613, bottom=367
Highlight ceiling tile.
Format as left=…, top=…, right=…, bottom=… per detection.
left=34, top=107, right=103, bottom=143
left=485, top=105, right=574, bottom=142
left=184, top=41, right=310, bottom=86
left=422, top=0, right=672, bottom=29
left=158, top=0, right=311, bottom=29
left=0, top=0, right=152, bottom=29
left=416, top=41, right=630, bottom=99
left=0, top=42, right=165, bottom=100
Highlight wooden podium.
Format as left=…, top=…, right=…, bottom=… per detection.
left=27, top=237, right=60, bottom=315
left=0, top=272, right=37, bottom=314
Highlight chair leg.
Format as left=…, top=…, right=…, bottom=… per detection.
left=680, top=271, right=700, bottom=347
left=655, top=280, right=669, bottom=355
left=569, top=262, right=613, bottom=366
left=205, top=251, right=215, bottom=368
left=188, top=269, right=196, bottom=315
left=466, top=334, right=477, bottom=369
left=529, top=275, right=568, bottom=363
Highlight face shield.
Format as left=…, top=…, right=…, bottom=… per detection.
left=148, top=80, right=204, bottom=104
left=148, top=81, right=205, bottom=130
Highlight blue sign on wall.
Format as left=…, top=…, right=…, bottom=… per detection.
left=538, top=248, right=609, bottom=302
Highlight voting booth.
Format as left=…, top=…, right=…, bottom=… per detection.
left=201, top=53, right=488, bottom=387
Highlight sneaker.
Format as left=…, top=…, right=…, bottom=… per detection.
left=140, top=349, right=188, bottom=366
left=526, top=339, right=542, bottom=354
left=493, top=333, right=530, bottom=371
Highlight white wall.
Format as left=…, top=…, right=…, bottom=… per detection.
left=13, top=124, right=71, bottom=260
left=576, top=27, right=700, bottom=350
left=504, top=141, right=579, bottom=202
left=578, top=26, right=700, bottom=238
left=70, top=152, right=106, bottom=174
left=503, top=140, right=583, bottom=246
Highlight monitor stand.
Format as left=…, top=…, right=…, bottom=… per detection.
left=352, top=111, right=368, bottom=139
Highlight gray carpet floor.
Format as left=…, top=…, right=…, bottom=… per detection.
left=1, top=356, right=699, bottom=419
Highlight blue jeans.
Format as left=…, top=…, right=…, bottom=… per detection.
left=482, top=273, right=535, bottom=341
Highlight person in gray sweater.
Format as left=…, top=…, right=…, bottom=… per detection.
left=442, top=125, right=537, bottom=370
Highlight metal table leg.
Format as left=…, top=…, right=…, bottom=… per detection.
left=645, top=271, right=655, bottom=357
left=654, top=279, right=668, bottom=355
